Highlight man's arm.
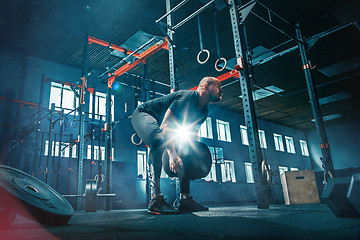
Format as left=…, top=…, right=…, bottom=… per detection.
left=160, top=108, right=183, bottom=173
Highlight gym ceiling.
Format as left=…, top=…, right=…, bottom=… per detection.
left=0, top=0, right=359, bottom=130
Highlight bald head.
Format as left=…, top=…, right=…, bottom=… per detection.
left=198, top=77, right=219, bottom=90
left=197, top=76, right=222, bottom=104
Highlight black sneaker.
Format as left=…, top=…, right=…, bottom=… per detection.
left=148, top=195, right=179, bottom=215
left=175, top=196, right=209, bottom=212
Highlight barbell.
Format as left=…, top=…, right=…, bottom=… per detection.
left=63, top=179, right=115, bottom=212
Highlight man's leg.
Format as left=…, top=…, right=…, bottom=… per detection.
left=175, top=177, right=209, bottom=212
left=131, top=110, right=178, bottom=214
left=148, top=139, right=164, bottom=199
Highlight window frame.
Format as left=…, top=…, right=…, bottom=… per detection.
left=216, top=119, right=232, bottom=142
left=273, top=133, right=285, bottom=152
left=240, top=125, right=249, bottom=145
left=285, top=136, right=296, bottom=154
left=299, top=140, right=309, bottom=156
left=245, top=162, right=254, bottom=183
left=49, top=82, right=78, bottom=115
left=220, top=160, right=236, bottom=183
left=89, top=91, right=115, bottom=121
left=199, top=117, right=213, bottom=139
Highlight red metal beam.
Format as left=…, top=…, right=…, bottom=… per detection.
left=44, top=76, right=94, bottom=94
left=0, top=96, right=39, bottom=108
left=189, top=69, right=240, bottom=90
left=108, top=39, right=169, bottom=88
left=88, top=36, right=140, bottom=58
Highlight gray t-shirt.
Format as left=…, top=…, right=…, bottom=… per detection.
left=137, top=90, right=208, bottom=129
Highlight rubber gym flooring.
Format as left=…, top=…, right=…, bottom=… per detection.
left=1, top=204, right=360, bottom=240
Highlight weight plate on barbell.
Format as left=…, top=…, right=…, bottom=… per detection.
left=85, top=179, right=97, bottom=212
left=0, top=165, right=73, bottom=226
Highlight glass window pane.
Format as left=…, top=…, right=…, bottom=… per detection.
left=240, top=125, right=249, bottom=145
left=258, top=130, right=267, bottom=149
left=245, top=163, right=254, bottom=183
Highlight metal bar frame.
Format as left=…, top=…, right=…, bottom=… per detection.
left=99, top=36, right=156, bottom=79
left=228, top=0, right=269, bottom=209
left=107, top=39, right=169, bottom=88
left=89, top=36, right=141, bottom=58
left=167, top=0, right=178, bottom=92
left=296, top=25, right=335, bottom=176
left=104, top=85, right=112, bottom=211
left=76, top=33, right=89, bottom=210
left=46, top=103, right=55, bottom=186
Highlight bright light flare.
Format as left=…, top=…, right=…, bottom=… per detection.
left=176, top=126, right=192, bottom=143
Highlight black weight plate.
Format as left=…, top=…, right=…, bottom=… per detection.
left=163, top=141, right=212, bottom=180
left=0, top=165, right=73, bottom=225
left=85, top=179, right=97, bottom=212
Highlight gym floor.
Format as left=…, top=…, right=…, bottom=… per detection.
left=1, top=204, right=360, bottom=240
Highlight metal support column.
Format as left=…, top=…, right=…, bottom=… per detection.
left=46, top=103, right=55, bottom=186
left=228, top=0, right=269, bottom=209
left=32, top=74, right=45, bottom=177
left=104, top=85, right=113, bottom=211
left=77, top=33, right=89, bottom=210
left=144, top=62, right=150, bottom=101
left=166, top=0, right=178, bottom=92
left=90, top=89, right=96, bottom=179
left=296, top=25, right=335, bottom=177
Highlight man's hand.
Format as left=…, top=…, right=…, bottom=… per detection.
left=168, top=151, right=183, bottom=173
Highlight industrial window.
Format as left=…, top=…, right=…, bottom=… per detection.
left=299, top=140, right=309, bottom=156
left=137, top=150, right=168, bottom=179
left=240, top=125, right=248, bottom=145
left=245, top=162, right=254, bottom=183
left=137, top=150, right=147, bottom=179
left=205, top=146, right=224, bottom=182
left=285, top=136, right=296, bottom=154
left=49, top=82, right=78, bottom=114
left=216, top=119, right=231, bottom=142
left=87, top=145, right=114, bottom=161
left=44, top=141, right=69, bottom=157
left=258, top=130, right=267, bottom=149
left=240, top=125, right=267, bottom=148
left=273, top=133, right=285, bottom=151
left=199, top=117, right=213, bottom=139
left=290, top=167, right=298, bottom=171
left=204, top=162, right=217, bottom=182
left=221, top=160, right=236, bottom=182
left=89, top=91, right=114, bottom=121
left=279, top=166, right=289, bottom=176
left=209, top=146, right=224, bottom=162
left=44, top=141, right=77, bottom=159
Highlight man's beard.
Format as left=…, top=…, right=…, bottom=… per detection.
left=209, top=94, right=222, bottom=103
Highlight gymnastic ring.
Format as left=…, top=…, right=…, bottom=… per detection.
left=323, top=171, right=334, bottom=185
left=261, top=160, right=272, bottom=183
left=70, top=121, right=78, bottom=128
left=197, top=49, right=210, bottom=64
left=215, top=57, right=227, bottom=72
left=131, top=133, right=142, bottom=146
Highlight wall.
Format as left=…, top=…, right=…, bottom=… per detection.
left=307, top=121, right=360, bottom=171
left=0, top=50, right=317, bottom=209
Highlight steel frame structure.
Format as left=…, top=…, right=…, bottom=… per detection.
left=184, top=0, right=353, bottom=208
left=225, top=0, right=340, bottom=208
left=77, top=33, right=169, bottom=211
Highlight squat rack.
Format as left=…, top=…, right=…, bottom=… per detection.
left=157, top=0, right=347, bottom=209
left=77, top=33, right=169, bottom=210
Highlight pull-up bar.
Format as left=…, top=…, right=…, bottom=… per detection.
left=156, top=0, right=215, bottom=31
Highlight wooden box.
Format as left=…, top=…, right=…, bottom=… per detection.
left=280, top=170, right=320, bottom=205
